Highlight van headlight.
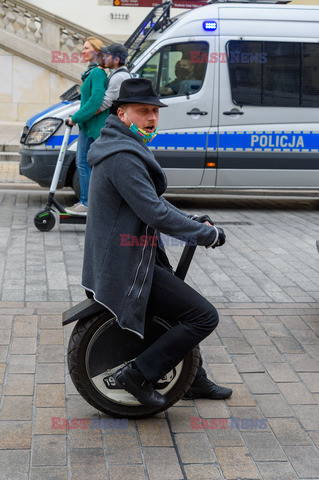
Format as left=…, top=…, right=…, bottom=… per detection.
left=25, top=118, right=63, bottom=145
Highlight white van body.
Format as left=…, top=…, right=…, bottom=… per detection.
left=20, top=1, right=319, bottom=195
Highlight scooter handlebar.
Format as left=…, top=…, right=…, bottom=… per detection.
left=65, top=119, right=73, bottom=128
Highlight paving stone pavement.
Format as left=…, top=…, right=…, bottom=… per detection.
left=0, top=188, right=319, bottom=480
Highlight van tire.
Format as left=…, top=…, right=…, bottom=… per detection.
left=72, top=169, right=80, bottom=200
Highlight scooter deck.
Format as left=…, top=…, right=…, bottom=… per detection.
left=59, top=213, right=87, bottom=225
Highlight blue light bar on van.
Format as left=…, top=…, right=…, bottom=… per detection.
left=142, top=22, right=155, bottom=36
left=203, top=20, right=217, bottom=31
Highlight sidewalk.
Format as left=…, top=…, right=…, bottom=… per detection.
left=1, top=175, right=319, bottom=479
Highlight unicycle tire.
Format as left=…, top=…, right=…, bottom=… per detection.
left=67, top=311, right=200, bottom=418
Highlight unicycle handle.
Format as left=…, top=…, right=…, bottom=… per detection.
left=174, top=218, right=214, bottom=281
left=174, top=244, right=196, bottom=281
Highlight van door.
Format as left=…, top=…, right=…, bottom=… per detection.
left=133, top=37, right=216, bottom=187
left=217, top=37, right=319, bottom=188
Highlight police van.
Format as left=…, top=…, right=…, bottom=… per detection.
left=19, top=0, right=319, bottom=196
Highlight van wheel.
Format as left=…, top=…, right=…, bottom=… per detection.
left=72, top=170, right=80, bottom=200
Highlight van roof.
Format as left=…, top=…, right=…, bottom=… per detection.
left=184, top=1, right=319, bottom=19
left=208, top=0, right=291, bottom=3
left=167, top=2, right=319, bottom=39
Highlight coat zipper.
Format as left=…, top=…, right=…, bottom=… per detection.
left=127, top=225, right=149, bottom=297
left=137, top=242, right=154, bottom=299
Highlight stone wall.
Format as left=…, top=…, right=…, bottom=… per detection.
left=0, top=47, right=74, bottom=121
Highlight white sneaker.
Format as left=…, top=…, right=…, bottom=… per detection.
left=65, top=202, right=88, bottom=216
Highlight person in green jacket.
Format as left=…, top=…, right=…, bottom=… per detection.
left=66, top=37, right=109, bottom=216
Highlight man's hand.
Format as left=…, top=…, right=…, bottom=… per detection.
left=190, top=214, right=214, bottom=225
left=192, top=215, right=225, bottom=249
left=212, top=227, right=226, bottom=248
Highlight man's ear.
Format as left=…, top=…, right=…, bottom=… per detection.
left=117, top=107, right=126, bottom=123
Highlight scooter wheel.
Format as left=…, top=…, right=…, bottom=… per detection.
left=34, top=211, right=56, bottom=231
left=67, top=311, right=200, bottom=419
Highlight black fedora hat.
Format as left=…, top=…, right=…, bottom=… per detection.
left=113, top=78, right=167, bottom=108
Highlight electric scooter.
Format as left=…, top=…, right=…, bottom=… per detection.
left=63, top=242, right=200, bottom=419
left=34, top=120, right=86, bottom=232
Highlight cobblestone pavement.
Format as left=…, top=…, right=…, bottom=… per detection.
left=1, top=188, right=319, bottom=480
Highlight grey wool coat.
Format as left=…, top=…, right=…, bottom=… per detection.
left=82, top=114, right=218, bottom=338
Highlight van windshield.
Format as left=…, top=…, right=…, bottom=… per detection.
left=127, top=39, right=157, bottom=68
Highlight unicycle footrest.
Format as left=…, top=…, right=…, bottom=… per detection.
left=62, top=298, right=106, bottom=326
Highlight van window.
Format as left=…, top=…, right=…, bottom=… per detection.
left=137, top=42, right=208, bottom=98
left=227, top=40, right=319, bottom=108
left=138, top=51, right=161, bottom=86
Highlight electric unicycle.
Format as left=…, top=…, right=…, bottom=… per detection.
left=63, top=243, right=200, bottom=418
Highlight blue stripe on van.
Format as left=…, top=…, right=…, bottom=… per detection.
left=45, top=135, right=78, bottom=147
left=26, top=102, right=70, bottom=128
left=41, top=130, right=319, bottom=152
left=150, top=132, right=208, bottom=150
left=219, top=131, right=319, bottom=152
left=43, top=131, right=212, bottom=150
left=208, top=132, right=217, bottom=150
left=150, top=131, right=319, bottom=152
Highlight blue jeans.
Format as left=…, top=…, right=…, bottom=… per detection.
left=76, top=129, right=94, bottom=206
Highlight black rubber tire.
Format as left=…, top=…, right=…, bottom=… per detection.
left=67, top=312, right=199, bottom=418
left=72, top=169, right=80, bottom=201
left=34, top=211, right=56, bottom=231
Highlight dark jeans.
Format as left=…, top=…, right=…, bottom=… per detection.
left=134, top=265, right=219, bottom=382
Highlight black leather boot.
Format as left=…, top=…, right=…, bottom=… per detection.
left=182, top=377, right=232, bottom=400
left=110, top=362, right=167, bottom=408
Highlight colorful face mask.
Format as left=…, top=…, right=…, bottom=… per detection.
left=126, top=114, right=158, bottom=144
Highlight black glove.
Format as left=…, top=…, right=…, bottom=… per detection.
left=205, top=226, right=226, bottom=248
left=212, top=227, right=226, bottom=248
left=189, top=214, right=214, bottom=226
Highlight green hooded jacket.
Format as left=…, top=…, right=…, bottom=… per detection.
left=71, top=66, right=109, bottom=140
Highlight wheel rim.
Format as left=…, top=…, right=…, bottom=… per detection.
left=85, top=316, right=183, bottom=406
